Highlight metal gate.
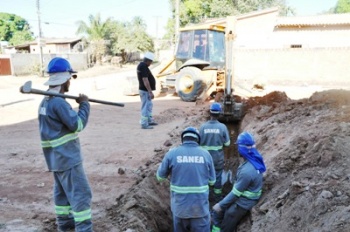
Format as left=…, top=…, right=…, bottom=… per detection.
left=0, top=58, right=12, bottom=75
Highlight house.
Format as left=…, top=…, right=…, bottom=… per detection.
left=273, top=13, right=350, bottom=48
left=5, top=37, right=83, bottom=54
left=0, top=37, right=87, bottom=76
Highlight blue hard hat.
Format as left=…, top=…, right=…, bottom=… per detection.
left=236, top=132, right=255, bottom=146
left=181, top=126, right=201, bottom=143
left=210, top=102, right=222, bottom=114
left=47, top=57, right=77, bottom=74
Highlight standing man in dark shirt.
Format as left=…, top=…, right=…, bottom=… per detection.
left=137, top=51, right=158, bottom=129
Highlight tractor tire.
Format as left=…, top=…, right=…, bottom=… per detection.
left=175, top=67, right=206, bottom=102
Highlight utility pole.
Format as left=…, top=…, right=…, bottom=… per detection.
left=36, top=0, right=44, bottom=77
left=175, top=0, right=180, bottom=48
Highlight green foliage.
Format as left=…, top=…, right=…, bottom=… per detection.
left=76, top=14, right=154, bottom=64
left=76, top=13, right=115, bottom=64
left=334, top=0, right=350, bottom=13
left=109, top=16, right=154, bottom=62
left=0, top=12, right=33, bottom=45
left=169, top=0, right=293, bottom=28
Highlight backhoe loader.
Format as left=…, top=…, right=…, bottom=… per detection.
left=125, top=14, right=256, bottom=122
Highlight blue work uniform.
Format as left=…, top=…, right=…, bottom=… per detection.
left=212, top=161, right=263, bottom=232
left=38, top=92, right=93, bottom=232
left=137, top=61, right=156, bottom=127
left=199, top=120, right=230, bottom=196
left=157, top=141, right=216, bottom=232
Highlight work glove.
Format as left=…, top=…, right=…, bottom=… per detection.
left=213, top=203, right=222, bottom=213
left=76, top=94, right=89, bottom=104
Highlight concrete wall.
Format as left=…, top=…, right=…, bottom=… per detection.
left=10, top=53, right=88, bottom=76
left=233, top=47, right=350, bottom=88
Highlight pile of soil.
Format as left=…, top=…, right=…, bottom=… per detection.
left=103, top=90, right=350, bottom=232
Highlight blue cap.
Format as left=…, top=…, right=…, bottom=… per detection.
left=47, top=57, right=77, bottom=74
left=210, top=102, right=222, bottom=114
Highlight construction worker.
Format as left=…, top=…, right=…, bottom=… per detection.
left=211, top=131, right=266, bottom=232
left=199, top=102, right=230, bottom=202
left=38, top=57, right=93, bottom=232
left=156, top=127, right=216, bottom=232
left=137, top=51, right=158, bottom=129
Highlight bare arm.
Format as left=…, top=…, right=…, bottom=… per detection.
left=142, top=77, right=154, bottom=99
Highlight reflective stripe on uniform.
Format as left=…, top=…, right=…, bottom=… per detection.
left=232, top=186, right=262, bottom=199
left=76, top=117, right=84, bottom=132
left=156, top=174, right=166, bottom=182
left=170, top=184, right=209, bottom=194
left=214, top=188, right=222, bottom=194
left=209, top=180, right=216, bottom=186
left=55, top=205, right=71, bottom=215
left=201, top=145, right=223, bottom=151
left=73, top=208, right=92, bottom=222
left=41, top=132, right=78, bottom=148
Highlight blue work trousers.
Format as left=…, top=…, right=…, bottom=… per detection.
left=53, top=163, right=93, bottom=232
left=211, top=203, right=248, bottom=232
left=139, top=90, right=154, bottom=127
left=174, top=214, right=210, bottom=232
left=214, top=169, right=223, bottom=194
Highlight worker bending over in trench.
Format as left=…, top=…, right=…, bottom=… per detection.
left=157, top=127, right=216, bottom=232
left=211, top=131, right=266, bottom=232
left=199, top=102, right=230, bottom=202
left=38, top=57, right=93, bottom=232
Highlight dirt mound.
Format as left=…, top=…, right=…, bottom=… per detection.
left=104, top=89, right=350, bottom=232
left=241, top=89, right=350, bottom=232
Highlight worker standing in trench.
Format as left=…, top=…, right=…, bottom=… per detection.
left=211, top=131, right=266, bottom=232
left=38, top=57, right=93, bottom=232
left=199, top=102, right=231, bottom=203
left=156, top=127, right=216, bottom=232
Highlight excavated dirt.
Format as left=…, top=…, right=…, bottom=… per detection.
left=1, top=67, right=350, bottom=232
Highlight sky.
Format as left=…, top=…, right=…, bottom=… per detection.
left=1, top=0, right=339, bottom=39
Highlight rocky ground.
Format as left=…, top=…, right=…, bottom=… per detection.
left=0, top=65, right=349, bottom=232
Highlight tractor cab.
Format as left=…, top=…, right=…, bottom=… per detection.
left=175, top=26, right=226, bottom=71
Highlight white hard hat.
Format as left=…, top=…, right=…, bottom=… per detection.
left=144, top=52, right=155, bottom=61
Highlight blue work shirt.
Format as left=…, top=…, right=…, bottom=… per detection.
left=38, top=95, right=90, bottom=171
left=199, top=120, right=230, bottom=170
left=157, top=141, right=216, bottom=218
left=219, top=161, right=263, bottom=210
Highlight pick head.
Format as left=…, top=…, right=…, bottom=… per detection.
left=20, top=81, right=33, bottom=93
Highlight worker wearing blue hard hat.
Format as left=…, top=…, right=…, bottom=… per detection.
left=199, top=102, right=231, bottom=203
left=211, top=131, right=266, bottom=232
left=38, top=57, right=93, bottom=231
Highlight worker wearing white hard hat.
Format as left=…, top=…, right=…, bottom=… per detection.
left=137, top=51, right=158, bottom=129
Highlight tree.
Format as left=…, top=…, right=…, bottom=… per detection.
left=76, top=13, right=114, bottom=65
left=334, top=0, right=350, bottom=13
left=0, top=13, right=33, bottom=45
left=168, top=0, right=293, bottom=28
left=109, top=16, right=154, bottom=62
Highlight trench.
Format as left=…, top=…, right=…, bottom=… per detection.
left=105, top=117, right=244, bottom=232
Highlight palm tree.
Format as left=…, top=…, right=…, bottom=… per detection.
left=76, top=13, right=113, bottom=65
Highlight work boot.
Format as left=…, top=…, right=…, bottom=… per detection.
left=141, top=125, right=154, bottom=129
left=149, top=121, right=158, bottom=126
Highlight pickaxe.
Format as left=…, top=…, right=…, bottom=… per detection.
left=19, top=81, right=125, bottom=107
